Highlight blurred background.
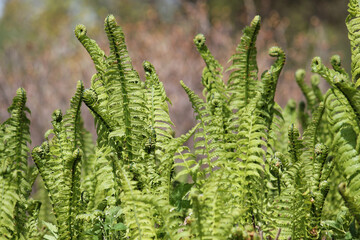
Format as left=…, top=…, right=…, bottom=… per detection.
left=0, top=0, right=350, bottom=146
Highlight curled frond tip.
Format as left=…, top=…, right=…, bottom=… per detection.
left=16, top=87, right=26, bottom=97
left=83, top=88, right=98, bottom=106
left=330, top=54, right=341, bottom=67
left=52, top=109, right=62, bottom=123
left=143, top=61, right=154, bottom=73
left=269, top=46, right=284, bottom=57
left=72, top=148, right=83, bottom=160
left=311, top=57, right=322, bottom=72
left=105, top=14, right=117, bottom=26
left=311, top=74, right=320, bottom=85
left=295, top=69, right=306, bottom=82
left=74, top=24, right=87, bottom=39
left=194, top=33, right=206, bottom=48
left=251, top=15, right=261, bottom=26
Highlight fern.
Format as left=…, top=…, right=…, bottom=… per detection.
left=295, top=69, right=317, bottom=112
left=346, top=0, right=360, bottom=86
left=75, top=15, right=200, bottom=239
left=32, top=81, right=85, bottom=239
left=227, top=15, right=260, bottom=111
left=311, top=74, right=324, bottom=103
left=4, top=1, right=360, bottom=239
left=0, top=88, right=40, bottom=239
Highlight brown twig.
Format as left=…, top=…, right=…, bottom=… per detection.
left=275, top=228, right=282, bottom=240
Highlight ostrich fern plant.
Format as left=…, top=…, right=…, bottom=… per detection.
left=2, top=0, right=360, bottom=239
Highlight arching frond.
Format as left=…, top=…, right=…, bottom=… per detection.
left=346, top=0, right=360, bottom=86
left=31, top=82, right=86, bottom=239
left=193, top=33, right=224, bottom=101
left=330, top=54, right=349, bottom=80
left=227, top=15, right=261, bottom=111
left=143, top=61, right=174, bottom=148
left=75, top=24, right=107, bottom=77
left=0, top=88, right=34, bottom=239
left=311, top=74, right=323, bottom=103
left=103, top=15, right=148, bottom=161
left=295, top=69, right=316, bottom=111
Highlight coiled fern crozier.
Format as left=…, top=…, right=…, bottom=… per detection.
left=2, top=0, right=360, bottom=239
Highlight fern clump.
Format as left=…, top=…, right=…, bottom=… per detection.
left=2, top=0, right=360, bottom=239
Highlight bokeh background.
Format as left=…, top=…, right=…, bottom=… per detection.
left=0, top=0, right=350, bottom=146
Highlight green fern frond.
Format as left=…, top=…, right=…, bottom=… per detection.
left=338, top=182, right=360, bottom=223
left=235, top=92, right=268, bottom=223
left=193, top=33, right=224, bottom=91
left=32, top=144, right=83, bottom=240
left=260, top=47, right=285, bottom=156
left=173, top=147, right=197, bottom=181
left=0, top=176, right=18, bottom=238
left=311, top=56, right=349, bottom=88
left=75, top=24, right=107, bottom=77
left=269, top=125, right=314, bottom=239
left=32, top=82, right=87, bottom=239
left=300, top=102, right=326, bottom=181
left=333, top=77, right=360, bottom=124
left=193, top=34, right=229, bottom=137
left=24, top=200, right=43, bottom=240
left=260, top=47, right=285, bottom=118
left=288, top=124, right=303, bottom=163
left=310, top=74, right=323, bottom=103
left=2, top=88, right=32, bottom=197
left=82, top=88, right=113, bottom=134
left=229, top=47, right=285, bottom=225
left=227, top=15, right=261, bottom=111
left=295, top=69, right=316, bottom=111
left=161, top=124, right=198, bottom=182
left=324, top=88, right=360, bottom=222
left=78, top=118, right=96, bottom=195
left=325, top=88, right=360, bottom=143
left=119, top=166, right=158, bottom=239
left=129, top=194, right=190, bottom=240
left=272, top=100, right=296, bottom=154
left=92, top=146, right=118, bottom=208
left=143, top=61, right=174, bottom=147
left=308, top=145, right=330, bottom=238
left=191, top=165, right=243, bottom=239
left=271, top=181, right=308, bottom=239
left=266, top=103, right=284, bottom=157
left=63, top=80, right=84, bottom=150
left=346, top=0, right=360, bottom=86
left=180, top=80, right=217, bottom=177
left=330, top=55, right=349, bottom=80
left=0, top=88, right=33, bottom=239
left=104, top=15, right=148, bottom=161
